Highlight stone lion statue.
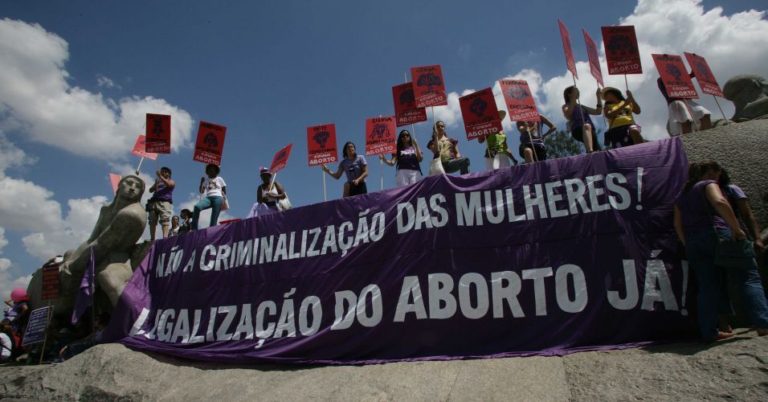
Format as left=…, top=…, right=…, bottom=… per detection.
left=27, top=175, right=149, bottom=318
left=722, top=75, right=768, bottom=122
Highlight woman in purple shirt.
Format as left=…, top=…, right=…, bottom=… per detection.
left=673, top=161, right=767, bottom=341
left=322, top=142, right=368, bottom=197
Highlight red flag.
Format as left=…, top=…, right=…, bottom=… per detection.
left=131, top=135, right=158, bottom=160
left=193, top=121, right=227, bottom=165
left=392, top=82, right=428, bottom=127
left=558, top=20, right=577, bottom=78
left=144, top=113, right=171, bottom=154
left=365, top=116, right=397, bottom=156
left=499, top=80, right=539, bottom=122
left=601, top=26, right=642, bottom=75
left=410, top=65, right=448, bottom=108
left=582, top=29, right=604, bottom=87
left=307, top=124, right=339, bottom=167
left=684, top=52, right=724, bottom=97
left=270, top=144, right=293, bottom=173
left=109, top=173, right=121, bottom=194
left=459, top=88, right=503, bottom=141
left=653, top=54, right=698, bottom=99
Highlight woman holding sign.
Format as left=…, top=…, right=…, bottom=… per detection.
left=601, top=87, right=644, bottom=148
left=562, top=86, right=602, bottom=153
left=380, top=130, right=423, bottom=186
left=432, top=121, right=470, bottom=174
left=257, top=167, right=287, bottom=211
left=322, top=142, right=368, bottom=197
left=478, top=111, right=518, bottom=170
left=516, top=115, right=556, bottom=163
left=192, top=164, right=227, bottom=230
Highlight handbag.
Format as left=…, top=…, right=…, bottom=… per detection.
left=277, top=194, right=292, bottom=211
left=428, top=157, right=445, bottom=176
left=221, top=196, right=230, bottom=211
left=714, top=239, right=755, bottom=268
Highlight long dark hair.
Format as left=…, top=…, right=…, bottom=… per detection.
left=396, top=130, right=412, bottom=155
left=342, top=141, right=356, bottom=159
left=683, top=161, right=721, bottom=193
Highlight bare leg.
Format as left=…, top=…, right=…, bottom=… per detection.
left=523, top=148, right=534, bottom=164
left=699, top=115, right=712, bottom=130
left=629, top=127, right=644, bottom=144
left=161, top=224, right=170, bottom=238
left=583, top=124, right=594, bottom=153
left=149, top=223, right=157, bottom=241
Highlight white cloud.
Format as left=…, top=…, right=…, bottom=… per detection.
left=0, top=176, right=63, bottom=232
left=0, top=227, right=7, bottom=253
left=96, top=74, right=121, bottom=90
left=21, top=196, right=107, bottom=261
left=436, top=0, right=768, bottom=142
left=0, top=230, right=31, bottom=301
left=0, top=18, right=195, bottom=160
left=0, top=132, right=36, bottom=177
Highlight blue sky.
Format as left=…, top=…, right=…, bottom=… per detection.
left=1, top=0, right=767, bottom=295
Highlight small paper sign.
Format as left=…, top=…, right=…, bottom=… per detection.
left=307, top=124, right=339, bottom=167
left=193, top=121, right=227, bottom=165
left=602, top=25, right=642, bottom=75
left=410, top=65, right=448, bottom=108
left=653, top=54, right=698, bottom=99
left=684, top=52, right=724, bottom=97
left=365, top=116, right=397, bottom=156
left=459, top=88, right=503, bottom=140
left=145, top=113, right=171, bottom=154
left=499, top=79, right=539, bottom=122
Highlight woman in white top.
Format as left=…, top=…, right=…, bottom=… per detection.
left=192, top=164, right=227, bottom=230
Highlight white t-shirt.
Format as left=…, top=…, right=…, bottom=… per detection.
left=0, top=332, right=11, bottom=360
left=203, top=176, right=227, bottom=198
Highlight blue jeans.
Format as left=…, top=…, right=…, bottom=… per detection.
left=716, top=228, right=768, bottom=329
left=192, top=196, right=223, bottom=230
left=685, top=229, right=721, bottom=341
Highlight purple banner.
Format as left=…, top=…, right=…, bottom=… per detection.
left=105, top=138, right=695, bottom=364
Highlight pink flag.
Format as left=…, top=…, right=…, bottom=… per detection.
left=109, top=173, right=121, bottom=194
left=558, top=20, right=577, bottom=78
left=583, top=29, right=604, bottom=87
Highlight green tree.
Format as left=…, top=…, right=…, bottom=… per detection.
left=544, top=130, right=583, bottom=158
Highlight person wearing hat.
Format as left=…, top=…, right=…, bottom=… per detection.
left=478, top=110, right=518, bottom=170
left=602, top=87, right=644, bottom=148
left=192, top=163, right=227, bottom=230
left=257, top=167, right=286, bottom=211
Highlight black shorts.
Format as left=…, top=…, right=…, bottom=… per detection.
left=519, top=143, right=547, bottom=161
left=348, top=181, right=368, bottom=197
left=605, top=125, right=640, bottom=148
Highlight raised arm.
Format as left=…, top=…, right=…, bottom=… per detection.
left=540, top=115, right=556, bottom=137
left=379, top=154, right=396, bottom=167
left=627, top=90, right=641, bottom=114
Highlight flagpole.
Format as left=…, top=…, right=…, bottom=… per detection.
left=135, top=157, right=145, bottom=175
left=713, top=95, right=729, bottom=125
left=571, top=75, right=591, bottom=152
left=321, top=169, right=327, bottom=201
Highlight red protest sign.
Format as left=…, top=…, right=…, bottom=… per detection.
left=131, top=135, right=158, bottom=160
left=583, top=29, right=604, bottom=87
left=270, top=144, right=293, bottom=173
left=392, top=82, right=428, bottom=127
left=410, top=65, right=448, bottom=108
left=109, top=173, right=121, bottom=194
left=145, top=113, right=171, bottom=154
left=558, top=20, right=577, bottom=78
left=684, top=52, right=724, bottom=97
left=499, top=80, right=539, bottom=122
left=41, top=264, right=60, bottom=301
left=653, top=54, right=698, bottom=99
left=193, top=121, right=227, bottom=165
left=365, top=116, right=397, bottom=156
left=601, top=25, right=642, bottom=75
left=307, top=124, right=339, bottom=167
left=459, top=88, right=503, bottom=141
